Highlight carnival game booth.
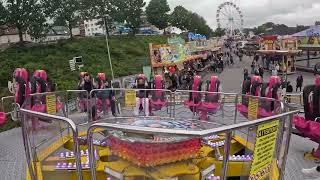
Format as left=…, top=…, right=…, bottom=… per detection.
left=149, top=36, right=222, bottom=77
left=20, top=83, right=297, bottom=180
left=258, top=35, right=301, bottom=75
left=257, top=50, right=301, bottom=75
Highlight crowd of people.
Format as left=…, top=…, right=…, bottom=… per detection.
left=244, top=54, right=304, bottom=94
left=161, top=47, right=244, bottom=92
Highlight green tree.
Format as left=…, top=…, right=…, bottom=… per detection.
left=170, top=6, right=213, bottom=37
left=81, top=0, right=120, bottom=37
left=120, top=0, right=146, bottom=34
left=170, top=6, right=190, bottom=31
left=0, top=2, right=7, bottom=26
left=4, top=0, right=46, bottom=42
left=43, top=0, right=81, bottom=38
left=213, top=27, right=225, bottom=37
left=187, top=12, right=213, bottom=37
left=146, top=0, right=170, bottom=32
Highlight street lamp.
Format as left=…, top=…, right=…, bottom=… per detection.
left=103, top=17, right=115, bottom=81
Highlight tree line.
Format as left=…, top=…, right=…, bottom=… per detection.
left=0, top=0, right=217, bottom=43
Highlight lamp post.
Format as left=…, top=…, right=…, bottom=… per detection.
left=103, top=17, right=115, bottom=80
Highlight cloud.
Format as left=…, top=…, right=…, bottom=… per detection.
left=144, top=0, right=320, bottom=29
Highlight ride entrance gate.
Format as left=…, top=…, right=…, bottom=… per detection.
left=19, top=89, right=298, bottom=180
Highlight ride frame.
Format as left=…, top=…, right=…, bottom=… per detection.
left=18, top=89, right=298, bottom=180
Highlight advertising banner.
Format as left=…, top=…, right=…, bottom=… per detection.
left=297, top=36, right=320, bottom=48
left=125, top=90, right=136, bottom=107
left=46, top=94, right=57, bottom=115
left=249, top=120, right=279, bottom=180
left=248, top=97, right=259, bottom=120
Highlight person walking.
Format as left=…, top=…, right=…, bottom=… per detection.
left=251, top=61, right=256, bottom=74
left=230, top=55, right=234, bottom=65
left=258, top=65, right=264, bottom=78
left=286, top=82, right=293, bottom=103
left=296, top=75, right=303, bottom=92
left=243, top=68, right=249, bottom=81
left=238, top=52, right=243, bottom=62
left=276, top=63, right=280, bottom=73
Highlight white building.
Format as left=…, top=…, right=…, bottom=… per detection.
left=0, top=27, right=32, bottom=44
left=83, top=19, right=105, bottom=36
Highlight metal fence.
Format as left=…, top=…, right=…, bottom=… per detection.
left=18, top=88, right=298, bottom=180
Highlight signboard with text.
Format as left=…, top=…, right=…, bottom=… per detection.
left=249, top=120, right=279, bottom=180
left=125, top=90, right=136, bottom=107
left=248, top=97, right=259, bottom=120
left=46, top=94, right=56, bottom=115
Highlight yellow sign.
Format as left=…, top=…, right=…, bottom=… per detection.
left=46, top=94, right=56, bottom=115
left=248, top=97, right=259, bottom=120
left=125, top=90, right=137, bottom=107
left=249, top=120, right=279, bottom=180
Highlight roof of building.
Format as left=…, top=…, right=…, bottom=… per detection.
left=47, top=26, right=69, bottom=36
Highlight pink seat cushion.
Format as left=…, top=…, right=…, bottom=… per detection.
left=56, top=102, right=64, bottom=111
left=0, top=112, right=6, bottom=125
left=184, top=100, right=201, bottom=107
left=293, top=116, right=310, bottom=134
left=32, top=104, right=46, bottom=112
left=308, top=121, right=320, bottom=141
left=201, top=102, right=220, bottom=111
left=150, top=99, right=167, bottom=107
left=236, top=104, right=248, bottom=113
left=258, top=108, right=273, bottom=117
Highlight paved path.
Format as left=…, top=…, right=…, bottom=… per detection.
left=0, top=54, right=319, bottom=180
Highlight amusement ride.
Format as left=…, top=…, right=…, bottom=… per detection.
left=216, top=1, right=244, bottom=37
left=0, top=3, right=319, bottom=180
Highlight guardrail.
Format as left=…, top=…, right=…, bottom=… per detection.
left=18, top=88, right=298, bottom=180
left=86, top=110, right=298, bottom=180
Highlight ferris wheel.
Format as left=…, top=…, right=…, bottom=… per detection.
left=216, top=1, right=244, bottom=37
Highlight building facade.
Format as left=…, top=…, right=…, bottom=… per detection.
left=83, top=19, right=105, bottom=36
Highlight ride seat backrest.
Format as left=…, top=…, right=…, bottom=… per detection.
left=32, top=77, right=47, bottom=94
left=303, top=85, right=316, bottom=121
left=15, top=77, right=26, bottom=106
left=261, top=83, right=269, bottom=97
left=32, top=70, right=48, bottom=94
left=241, top=80, right=251, bottom=106
left=205, top=77, right=220, bottom=103
left=153, top=75, right=165, bottom=101
left=189, top=76, right=202, bottom=103
left=14, top=68, right=29, bottom=83
left=313, top=85, right=320, bottom=119
left=250, top=76, right=262, bottom=96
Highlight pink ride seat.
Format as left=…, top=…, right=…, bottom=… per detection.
left=258, top=108, right=273, bottom=117
left=32, top=104, right=46, bottom=112
left=184, top=100, right=201, bottom=107
left=237, top=104, right=249, bottom=113
left=201, top=102, right=220, bottom=111
left=0, top=112, right=6, bottom=126
left=294, top=115, right=320, bottom=143
left=150, top=99, right=167, bottom=107
left=56, top=102, right=64, bottom=111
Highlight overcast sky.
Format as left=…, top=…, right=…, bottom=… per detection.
left=144, top=0, right=320, bottom=29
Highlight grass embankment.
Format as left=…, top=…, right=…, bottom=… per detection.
left=0, top=35, right=167, bottom=131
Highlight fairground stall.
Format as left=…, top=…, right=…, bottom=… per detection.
left=149, top=35, right=222, bottom=76
left=257, top=35, right=301, bottom=75
left=293, top=25, right=320, bottom=68
left=16, top=77, right=298, bottom=180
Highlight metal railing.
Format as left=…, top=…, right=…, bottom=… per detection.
left=86, top=110, right=298, bottom=180
left=18, top=88, right=298, bottom=180
left=20, top=108, right=83, bottom=180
